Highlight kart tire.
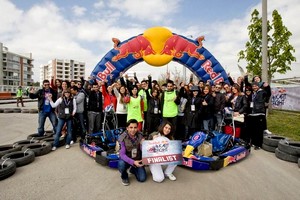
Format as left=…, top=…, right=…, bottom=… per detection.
left=263, top=135, right=288, bottom=147
left=278, top=140, right=300, bottom=157
left=21, top=142, right=52, bottom=157
left=262, top=143, right=276, bottom=153
left=3, top=109, right=13, bottom=113
left=0, top=144, right=22, bottom=158
left=0, top=159, right=16, bottom=180
left=13, top=139, right=39, bottom=148
left=95, top=151, right=108, bottom=166
left=13, top=108, right=21, bottom=113
left=275, top=148, right=298, bottom=163
left=1, top=150, right=35, bottom=167
left=27, top=133, right=53, bottom=140
left=21, top=109, right=30, bottom=113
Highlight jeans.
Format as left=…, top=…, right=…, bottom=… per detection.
left=88, top=111, right=101, bottom=134
left=214, top=112, right=223, bottom=131
left=38, top=111, right=57, bottom=136
left=54, top=118, right=72, bottom=147
left=75, top=113, right=86, bottom=139
left=118, top=159, right=146, bottom=182
left=203, top=117, right=213, bottom=132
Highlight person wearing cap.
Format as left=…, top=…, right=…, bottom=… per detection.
left=184, top=85, right=202, bottom=139
left=247, top=82, right=267, bottom=150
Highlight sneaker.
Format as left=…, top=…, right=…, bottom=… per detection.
left=60, top=135, right=65, bottom=139
left=128, top=167, right=134, bottom=176
left=121, top=179, right=130, bottom=186
left=254, top=146, right=261, bottom=150
left=65, top=145, right=70, bottom=149
left=165, top=174, right=176, bottom=181
left=70, top=140, right=74, bottom=145
left=52, top=147, right=57, bottom=151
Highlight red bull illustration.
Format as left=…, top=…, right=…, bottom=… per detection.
left=112, top=35, right=155, bottom=62
left=90, top=26, right=229, bottom=84
left=160, top=35, right=205, bottom=60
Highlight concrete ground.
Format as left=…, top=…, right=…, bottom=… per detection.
left=0, top=102, right=299, bottom=200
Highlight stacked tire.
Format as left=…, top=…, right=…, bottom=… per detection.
left=262, top=135, right=288, bottom=153
left=276, top=140, right=300, bottom=165
left=0, top=131, right=55, bottom=180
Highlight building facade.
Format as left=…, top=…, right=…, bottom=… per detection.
left=40, top=59, right=85, bottom=84
left=0, top=42, right=34, bottom=92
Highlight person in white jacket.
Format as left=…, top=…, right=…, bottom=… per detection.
left=148, top=121, right=177, bottom=182
left=48, top=89, right=76, bottom=150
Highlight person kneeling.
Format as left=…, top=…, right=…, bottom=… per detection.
left=118, top=119, right=147, bottom=186
left=148, top=121, right=177, bottom=183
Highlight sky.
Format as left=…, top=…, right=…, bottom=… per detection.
left=1, top=0, right=300, bottom=82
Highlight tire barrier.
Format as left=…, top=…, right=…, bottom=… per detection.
left=275, top=148, right=299, bottom=163
left=1, top=150, right=35, bottom=167
left=0, top=108, right=38, bottom=114
left=263, top=135, right=288, bottom=149
left=13, top=139, right=39, bottom=148
left=277, top=140, right=300, bottom=157
left=0, top=159, right=17, bottom=180
left=40, top=137, right=65, bottom=147
left=21, top=142, right=52, bottom=157
left=27, top=133, right=54, bottom=141
left=0, top=144, right=22, bottom=158
left=262, top=143, right=277, bottom=153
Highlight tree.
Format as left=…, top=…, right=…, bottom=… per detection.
left=238, top=9, right=296, bottom=82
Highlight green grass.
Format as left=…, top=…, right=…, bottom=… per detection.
left=267, top=109, right=300, bottom=141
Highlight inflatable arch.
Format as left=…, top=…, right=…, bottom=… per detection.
left=90, top=27, right=229, bottom=84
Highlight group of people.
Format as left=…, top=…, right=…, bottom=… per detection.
left=29, top=72, right=271, bottom=185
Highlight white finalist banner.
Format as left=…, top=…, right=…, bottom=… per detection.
left=271, top=86, right=300, bottom=111
left=142, top=136, right=182, bottom=165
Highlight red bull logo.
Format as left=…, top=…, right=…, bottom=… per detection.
left=97, top=61, right=116, bottom=81
left=160, top=35, right=205, bottom=60
left=201, top=60, right=224, bottom=84
left=112, top=35, right=155, bottom=62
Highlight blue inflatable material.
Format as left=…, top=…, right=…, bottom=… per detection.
left=90, top=32, right=229, bottom=85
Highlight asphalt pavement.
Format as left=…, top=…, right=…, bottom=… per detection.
left=0, top=101, right=299, bottom=200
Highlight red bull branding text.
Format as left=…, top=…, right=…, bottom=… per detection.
left=97, top=61, right=116, bottom=81
left=201, top=60, right=224, bottom=84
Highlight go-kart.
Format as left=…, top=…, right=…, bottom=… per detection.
left=182, top=131, right=251, bottom=170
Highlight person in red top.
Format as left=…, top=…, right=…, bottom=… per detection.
left=100, top=81, right=117, bottom=111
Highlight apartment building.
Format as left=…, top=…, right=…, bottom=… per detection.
left=40, top=59, right=85, bottom=84
left=0, top=42, right=34, bottom=92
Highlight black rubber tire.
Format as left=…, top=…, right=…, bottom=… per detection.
left=40, top=137, right=65, bottom=147
left=21, top=109, right=30, bottom=113
left=27, top=133, right=54, bottom=140
left=263, top=135, right=288, bottom=147
left=278, top=140, right=300, bottom=157
left=13, top=108, right=21, bottom=113
left=1, top=150, right=35, bottom=167
left=298, top=158, right=300, bottom=168
left=12, top=139, right=39, bottom=148
left=0, top=159, right=17, bottom=180
left=275, top=148, right=299, bottom=163
left=0, top=144, right=23, bottom=158
left=3, top=109, right=13, bottom=113
left=262, top=143, right=276, bottom=153
left=21, top=142, right=52, bottom=157
left=0, top=108, right=4, bottom=113
left=29, top=109, right=38, bottom=114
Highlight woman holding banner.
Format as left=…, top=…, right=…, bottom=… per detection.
left=148, top=121, right=177, bottom=182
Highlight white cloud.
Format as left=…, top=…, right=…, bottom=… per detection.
left=108, top=0, right=181, bottom=22
left=72, top=5, right=87, bottom=17
left=93, top=0, right=105, bottom=9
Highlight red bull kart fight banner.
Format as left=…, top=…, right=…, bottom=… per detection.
left=90, top=26, right=229, bottom=84
left=142, top=136, right=182, bottom=165
left=271, top=86, right=300, bottom=111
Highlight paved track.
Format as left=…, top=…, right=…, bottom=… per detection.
left=0, top=102, right=299, bottom=200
